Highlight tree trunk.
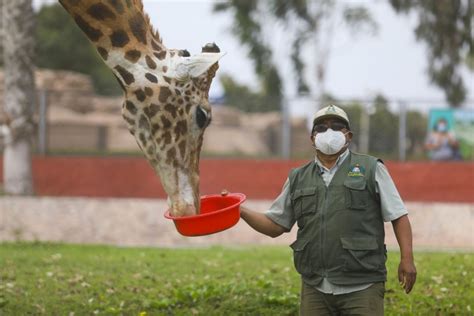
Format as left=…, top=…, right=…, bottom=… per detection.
left=2, top=0, right=35, bottom=195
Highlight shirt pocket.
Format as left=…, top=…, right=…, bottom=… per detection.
left=340, top=236, right=381, bottom=272
left=344, top=178, right=369, bottom=210
left=290, top=187, right=317, bottom=219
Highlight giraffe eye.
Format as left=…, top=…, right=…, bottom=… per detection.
left=196, top=106, right=210, bottom=129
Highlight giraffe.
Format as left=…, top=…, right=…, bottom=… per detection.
left=58, top=0, right=225, bottom=217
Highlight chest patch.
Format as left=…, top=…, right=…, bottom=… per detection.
left=348, top=164, right=365, bottom=177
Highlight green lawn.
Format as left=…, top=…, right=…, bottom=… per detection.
left=0, top=243, right=472, bottom=315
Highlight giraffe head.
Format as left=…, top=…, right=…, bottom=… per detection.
left=58, top=0, right=225, bottom=216
left=121, top=43, right=225, bottom=217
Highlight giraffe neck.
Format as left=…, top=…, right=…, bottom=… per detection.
left=59, top=0, right=166, bottom=68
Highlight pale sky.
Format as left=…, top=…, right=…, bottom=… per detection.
left=143, top=1, right=473, bottom=114
left=35, top=0, right=473, bottom=115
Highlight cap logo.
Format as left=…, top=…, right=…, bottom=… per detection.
left=326, top=105, right=337, bottom=114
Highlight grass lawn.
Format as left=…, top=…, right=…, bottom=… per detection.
left=0, top=243, right=472, bottom=315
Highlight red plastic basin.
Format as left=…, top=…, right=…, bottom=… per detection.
left=164, top=193, right=246, bottom=237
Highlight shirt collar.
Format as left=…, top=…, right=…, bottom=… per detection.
left=315, top=149, right=350, bottom=172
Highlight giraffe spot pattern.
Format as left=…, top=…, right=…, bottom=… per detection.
left=162, top=131, right=172, bottom=145
left=154, top=51, right=167, bottom=60
left=128, top=13, right=147, bottom=45
left=145, top=55, right=157, bottom=69
left=144, top=103, right=160, bottom=118
left=125, top=100, right=138, bottom=115
left=178, top=140, right=186, bottom=159
left=123, top=115, right=135, bottom=126
left=145, top=73, right=158, bottom=83
left=185, top=103, right=192, bottom=113
left=144, top=87, right=153, bottom=96
left=87, top=3, right=116, bottom=21
left=161, top=117, right=172, bottom=129
left=151, top=123, right=160, bottom=135
left=97, top=47, right=108, bottom=60
left=163, top=76, right=172, bottom=84
left=134, top=89, right=146, bottom=101
left=115, top=65, right=135, bottom=85
left=151, top=40, right=162, bottom=51
left=146, top=147, right=154, bottom=156
left=110, top=30, right=130, bottom=47
left=125, top=49, right=141, bottom=63
left=139, top=132, right=147, bottom=145
left=74, top=15, right=103, bottom=42
left=162, top=66, right=168, bottom=73
left=174, top=120, right=188, bottom=139
left=164, top=104, right=177, bottom=118
left=139, top=114, right=150, bottom=130
left=107, top=0, right=124, bottom=14
left=113, top=74, right=126, bottom=91
left=158, top=87, right=171, bottom=102
left=166, top=147, right=176, bottom=164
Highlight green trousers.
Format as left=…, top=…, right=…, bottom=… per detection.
left=300, top=281, right=385, bottom=316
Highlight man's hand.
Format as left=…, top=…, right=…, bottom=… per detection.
left=398, top=258, right=417, bottom=294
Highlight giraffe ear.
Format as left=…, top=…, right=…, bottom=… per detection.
left=185, top=52, right=226, bottom=78
left=168, top=52, right=226, bottom=81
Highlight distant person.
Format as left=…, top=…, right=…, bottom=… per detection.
left=425, top=118, right=461, bottom=161
left=238, top=105, right=417, bottom=315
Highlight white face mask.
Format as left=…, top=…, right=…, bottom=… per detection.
left=314, top=128, right=347, bottom=155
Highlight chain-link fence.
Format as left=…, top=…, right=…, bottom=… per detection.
left=1, top=88, right=473, bottom=161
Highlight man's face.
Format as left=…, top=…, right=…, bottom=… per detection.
left=310, top=118, right=353, bottom=153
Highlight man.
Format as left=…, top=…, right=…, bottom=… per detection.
left=240, top=105, right=417, bottom=315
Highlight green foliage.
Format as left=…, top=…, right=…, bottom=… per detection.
left=1, top=242, right=472, bottom=315
left=35, top=4, right=121, bottom=96
left=389, top=0, right=473, bottom=107
left=330, top=94, right=428, bottom=160
left=369, top=95, right=400, bottom=157
left=214, top=1, right=282, bottom=111
left=214, top=0, right=377, bottom=102
left=220, top=74, right=281, bottom=112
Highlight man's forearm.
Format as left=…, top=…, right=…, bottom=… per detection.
left=240, top=206, right=286, bottom=238
left=392, top=214, right=417, bottom=293
left=392, top=215, right=414, bottom=260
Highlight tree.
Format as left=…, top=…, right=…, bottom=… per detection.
left=214, top=0, right=377, bottom=111
left=220, top=74, right=281, bottom=112
left=390, top=0, right=473, bottom=107
left=2, top=0, right=35, bottom=195
left=35, top=4, right=120, bottom=96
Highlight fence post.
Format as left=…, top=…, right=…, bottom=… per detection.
left=281, top=96, right=291, bottom=159
left=398, top=101, right=407, bottom=161
left=38, top=89, right=48, bottom=155
left=359, top=103, right=370, bottom=154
